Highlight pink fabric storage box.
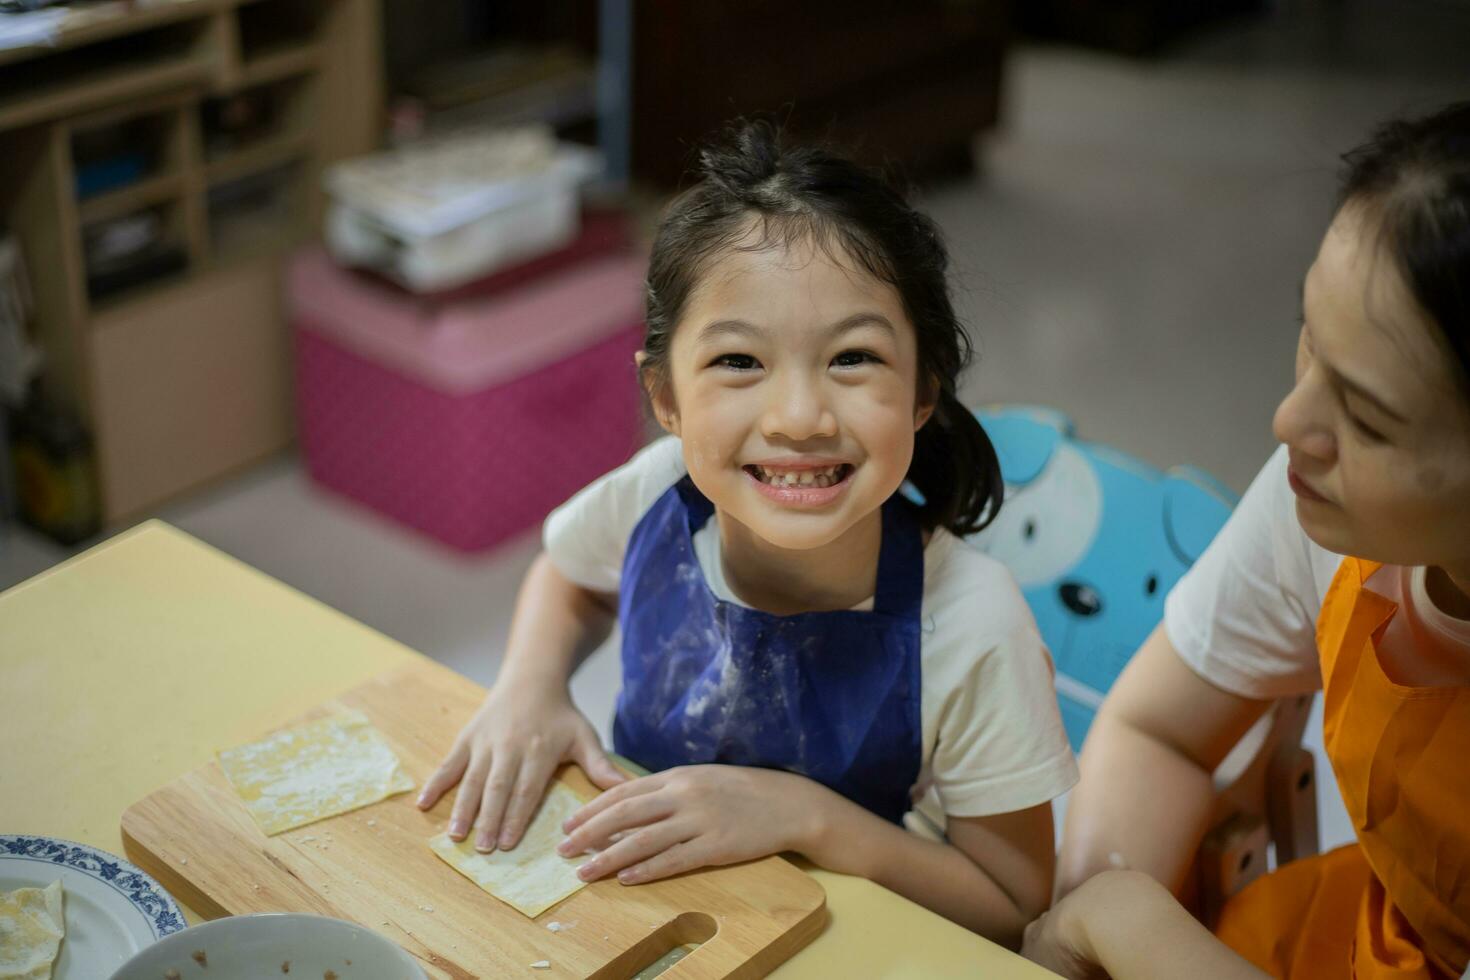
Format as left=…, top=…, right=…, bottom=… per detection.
left=290, top=246, right=647, bottom=553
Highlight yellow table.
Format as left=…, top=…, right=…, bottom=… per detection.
left=0, top=520, right=1055, bottom=978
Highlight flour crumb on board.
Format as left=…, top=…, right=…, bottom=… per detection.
left=300, top=835, right=317, bottom=842
left=179, top=856, right=188, bottom=865
left=367, top=819, right=377, bottom=827
left=530, top=961, right=551, bottom=970
left=546, top=920, right=577, bottom=932
left=418, top=904, right=435, bottom=913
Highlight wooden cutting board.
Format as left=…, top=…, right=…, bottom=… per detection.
left=121, top=659, right=827, bottom=979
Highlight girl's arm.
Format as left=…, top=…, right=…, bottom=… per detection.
left=561, top=765, right=1055, bottom=949
left=1024, top=870, right=1270, bottom=979
left=1055, top=625, right=1273, bottom=899
left=417, top=552, right=627, bottom=850
left=806, top=791, right=1056, bottom=948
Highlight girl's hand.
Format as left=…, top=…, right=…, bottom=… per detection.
left=416, top=685, right=626, bottom=851
left=557, top=765, right=820, bottom=884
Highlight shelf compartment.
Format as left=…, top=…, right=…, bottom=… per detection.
left=0, top=19, right=213, bottom=133
left=206, top=159, right=309, bottom=266
left=238, top=41, right=322, bottom=87
left=204, top=132, right=312, bottom=185
left=235, top=0, right=330, bottom=66
left=200, top=74, right=316, bottom=165
left=82, top=200, right=193, bottom=309
left=77, top=174, right=187, bottom=225
left=70, top=100, right=190, bottom=203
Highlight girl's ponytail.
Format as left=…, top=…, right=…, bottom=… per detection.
left=910, top=389, right=1004, bottom=537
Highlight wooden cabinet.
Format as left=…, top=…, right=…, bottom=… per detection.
left=0, top=0, right=380, bottom=521
left=627, top=0, right=1011, bottom=187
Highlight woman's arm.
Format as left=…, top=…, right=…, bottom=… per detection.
left=1024, top=870, right=1270, bottom=979
left=806, top=793, right=1056, bottom=948
left=1055, top=625, right=1274, bottom=899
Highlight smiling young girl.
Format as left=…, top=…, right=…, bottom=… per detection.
left=416, top=121, right=1077, bottom=943
left=1030, top=102, right=1470, bottom=978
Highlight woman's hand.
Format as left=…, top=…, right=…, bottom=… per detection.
left=1021, top=885, right=1106, bottom=980
left=416, top=685, right=626, bottom=851
left=557, top=765, right=822, bottom=884
left=1023, top=870, right=1270, bottom=980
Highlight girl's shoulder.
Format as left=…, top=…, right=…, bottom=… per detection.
left=573, top=436, right=688, bottom=520
left=542, top=437, right=687, bottom=593
left=922, top=529, right=1038, bottom=644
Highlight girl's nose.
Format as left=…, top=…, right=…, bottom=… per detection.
left=761, top=377, right=838, bottom=442
left=1273, top=374, right=1336, bottom=464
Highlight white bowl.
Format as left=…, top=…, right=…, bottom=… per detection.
left=109, top=913, right=427, bottom=980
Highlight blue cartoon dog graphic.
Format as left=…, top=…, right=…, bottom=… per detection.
left=970, top=406, right=1237, bottom=751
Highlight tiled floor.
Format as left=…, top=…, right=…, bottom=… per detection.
left=6, top=1, right=1467, bottom=860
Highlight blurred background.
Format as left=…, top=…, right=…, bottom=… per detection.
left=1, top=0, right=1466, bottom=858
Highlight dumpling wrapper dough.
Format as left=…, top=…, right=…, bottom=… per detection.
left=219, top=708, right=415, bottom=835
left=429, top=781, right=589, bottom=918
left=0, top=880, right=64, bottom=980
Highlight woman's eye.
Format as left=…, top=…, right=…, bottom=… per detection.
left=713, top=353, right=759, bottom=371
left=832, top=350, right=877, bottom=368
left=1350, top=415, right=1388, bottom=443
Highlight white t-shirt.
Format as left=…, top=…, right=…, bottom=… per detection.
left=543, top=436, right=1079, bottom=818
left=1166, top=446, right=1470, bottom=697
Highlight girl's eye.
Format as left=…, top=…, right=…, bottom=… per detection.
left=832, top=350, right=878, bottom=368
left=712, top=353, right=759, bottom=371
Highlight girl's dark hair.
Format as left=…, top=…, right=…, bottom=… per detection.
left=641, top=120, right=1003, bottom=536
left=1338, top=100, right=1470, bottom=394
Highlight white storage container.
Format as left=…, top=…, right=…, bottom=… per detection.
left=323, top=126, right=601, bottom=293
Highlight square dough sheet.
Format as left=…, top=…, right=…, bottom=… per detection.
left=0, top=880, right=64, bottom=980
left=428, top=781, right=589, bottom=918
left=219, top=708, right=415, bottom=835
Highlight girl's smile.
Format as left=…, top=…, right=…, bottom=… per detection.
left=743, top=458, right=855, bottom=507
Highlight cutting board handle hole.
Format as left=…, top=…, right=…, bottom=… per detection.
left=591, top=911, right=718, bottom=980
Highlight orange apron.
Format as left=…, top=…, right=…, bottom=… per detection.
left=1215, top=558, right=1470, bottom=978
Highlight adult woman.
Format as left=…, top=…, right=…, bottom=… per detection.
left=1031, top=102, right=1470, bottom=978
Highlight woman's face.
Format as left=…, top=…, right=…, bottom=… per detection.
left=1272, top=202, right=1470, bottom=570
left=645, top=231, right=933, bottom=552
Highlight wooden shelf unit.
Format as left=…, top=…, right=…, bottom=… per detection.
left=0, top=0, right=381, bottom=522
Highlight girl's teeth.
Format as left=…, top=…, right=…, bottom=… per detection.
left=755, top=465, right=843, bottom=487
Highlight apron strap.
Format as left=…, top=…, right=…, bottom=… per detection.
left=871, top=495, right=925, bottom=619
left=676, top=476, right=716, bottom=532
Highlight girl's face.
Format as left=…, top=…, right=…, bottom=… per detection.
left=1272, top=203, right=1470, bottom=570
left=647, top=232, right=934, bottom=552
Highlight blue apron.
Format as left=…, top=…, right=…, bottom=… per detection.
left=613, top=476, right=924, bottom=825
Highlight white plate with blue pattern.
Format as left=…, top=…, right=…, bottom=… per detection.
left=0, top=835, right=186, bottom=978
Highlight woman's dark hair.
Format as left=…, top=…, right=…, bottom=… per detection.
left=640, top=120, right=1004, bottom=536
left=1338, top=100, right=1470, bottom=394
